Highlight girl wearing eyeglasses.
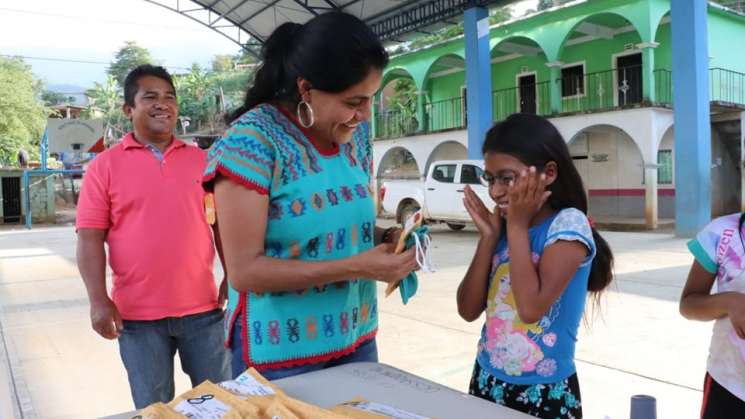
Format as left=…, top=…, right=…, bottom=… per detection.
left=456, top=113, right=614, bottom=418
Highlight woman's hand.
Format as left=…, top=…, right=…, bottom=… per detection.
left=353, top=244, right=417, bottom=284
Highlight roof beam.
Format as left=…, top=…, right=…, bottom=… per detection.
left=497, top=41, right=541, bottom=56
left=144, top=0, right=262, bottom=58
left=574, top=21, right=615, bottom=39
left=367, top=0, right=510, bottom=42
left=210, top=0, right=251, bottom=26
left=291, top=0, right=337, bottom=15
left=238, top=0, right=282, bottom=26
left=292, top=0, right=319, bottom=15
left=321, top=0, right=341, bottom=9
left=339, top=0, right=363, bottom=9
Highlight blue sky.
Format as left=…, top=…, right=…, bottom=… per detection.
left=0, top=0, right=241, bottom=92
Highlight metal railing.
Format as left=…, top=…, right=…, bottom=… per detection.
left=427, top=96, right=466, bottom=131
left=373, top=109, right=418, bottom=139
left=710, top=68, right=745, bottom=106
left=559, top=65, right=644, bottom=113
left=373, top=66, right=745, bottom=140
left=492, top=81, right=551, bottom=121
left=654, top=69, right=673, bottom=105
left=651, top=68, right=745, bottom=108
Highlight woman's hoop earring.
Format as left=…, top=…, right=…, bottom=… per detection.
left=296, top=100, right=315, bottom=128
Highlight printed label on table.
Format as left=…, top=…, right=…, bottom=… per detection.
left=174, top=394, right=230, bottom=418
left=219, top=372, right=275, bottom=397
left=344, top=401, right=430, bottom=419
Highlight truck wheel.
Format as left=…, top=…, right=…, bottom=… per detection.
left=399, top=202, right=420, bottom=224
left=447, top=223, right=466, bottom=231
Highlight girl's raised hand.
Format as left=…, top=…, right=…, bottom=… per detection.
left=507, top=166, right=552, bottom=228
left=463, top=185, right=501, bottom=239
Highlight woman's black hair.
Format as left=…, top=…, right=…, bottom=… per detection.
left=229, top=12, right=389, bottom=122
left=482, top=113, right=614, bottom=295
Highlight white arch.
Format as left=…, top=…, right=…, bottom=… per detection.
left=373, top=130, right=469, bottom=179
left=376, top=146, right=421, bottom=179
left=553, top=108, right=674, bottom=166
left=424, top=141, right=467, bottom=176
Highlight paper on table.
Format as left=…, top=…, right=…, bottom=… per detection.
left=173, top=397, right=231, bottom=419
left=167, top=381, right=260, bottom=419
left=340, top=400, right=431, bottom=419
left=219, top=368, right=277, bottom=397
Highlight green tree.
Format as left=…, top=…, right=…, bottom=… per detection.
left=83, top=75, right=131, bottom=141
left=108, top=41, right=154, bottom=85
left=235, top=48, right=259, bottom=65
left=42, top=90, right=75, bottom=106
left=383, top=78, right=418, bottom=134
left=211, top=54, right=235, bottom=72
left=175, top=64, right=215, bottom=133
left=0, top=57, right=47, bottom=166
left=209, top=68, right=252, bottom=111
left=175, top=62, right=254, bottom=134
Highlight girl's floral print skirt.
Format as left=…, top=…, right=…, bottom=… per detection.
left=468, top=362, right=582, bottom=419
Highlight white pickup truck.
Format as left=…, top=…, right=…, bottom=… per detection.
left=379, top=160, right=492, bottom=230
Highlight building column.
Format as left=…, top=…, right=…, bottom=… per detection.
left=416, top=90, right=428, bottom=133
left=645, top=163, right=659, bottom=230
left=671, top=0, right=711, bottom=237
left=638, top=42, right=659, bottom=103
left=464, top=6, right=493, bottom=159
left=546, top=61, right=563, bottom=114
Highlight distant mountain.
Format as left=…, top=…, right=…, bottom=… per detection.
left=46, top=84, right=89, bottom=106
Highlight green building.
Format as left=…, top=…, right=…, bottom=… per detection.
left=373, top=0, right=745, bottom=229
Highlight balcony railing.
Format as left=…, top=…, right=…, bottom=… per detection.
left=710, top=67, right=745, bottom=106
left=492, top=81, right=551, bottom=122
left=654, top=69, right=673, bottom=105
left=374, top=109, right=418, bottom=139
left=427, top=96, right=466, bottom=131
left=559, top=65, right=644, bottom=114
left=373, top=66, right=745, bottom=140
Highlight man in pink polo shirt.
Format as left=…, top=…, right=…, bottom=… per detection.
left=76, top=65, right=229, bottom=409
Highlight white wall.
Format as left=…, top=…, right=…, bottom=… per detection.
left=571, top=127, right=644, bottom=190
left=373, top=130, right=468, bottom=180
left=551, top=108, right=675, bottom=165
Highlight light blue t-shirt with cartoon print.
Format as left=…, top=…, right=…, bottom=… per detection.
left=476, top=208, right=596, bottom=385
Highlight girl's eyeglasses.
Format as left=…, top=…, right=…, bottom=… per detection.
left=481, top=171, right=517, bottom=187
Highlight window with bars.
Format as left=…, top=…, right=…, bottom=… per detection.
left=561, top=64, right=585, bottom=97
left=658, top=150, right=673, bottom=184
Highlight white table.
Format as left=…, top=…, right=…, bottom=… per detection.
left=104, top=362, right=532, bottom=419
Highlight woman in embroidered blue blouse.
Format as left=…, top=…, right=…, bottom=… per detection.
left=203, top=12, right=418, bottom=380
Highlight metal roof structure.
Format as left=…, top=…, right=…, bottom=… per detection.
left=145, top=0, right=513, bottom=57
